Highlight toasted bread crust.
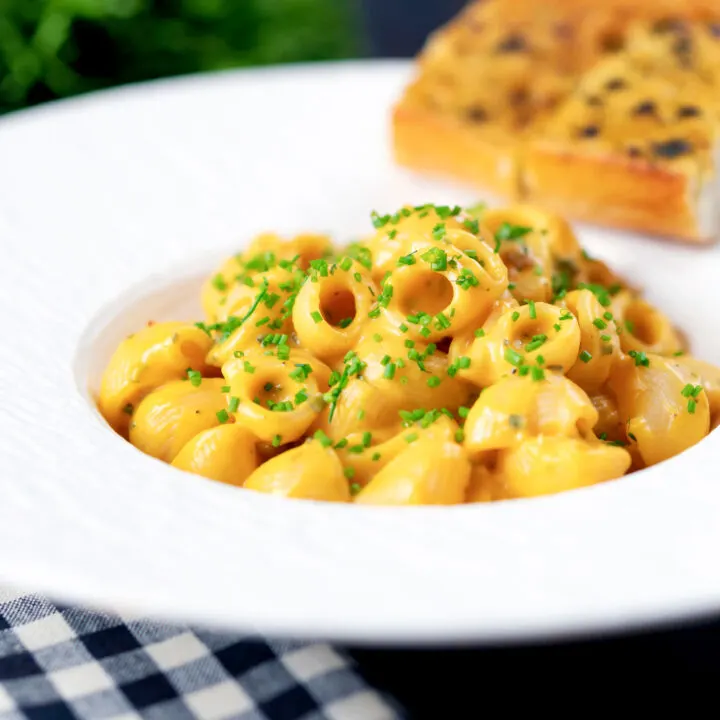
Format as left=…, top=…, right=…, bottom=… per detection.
left=523, top=142, right=708, bottom=242
left=392, top=101, right=521, bottom=199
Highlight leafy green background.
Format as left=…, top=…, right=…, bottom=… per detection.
left=0, top=0, right=360, bottom=114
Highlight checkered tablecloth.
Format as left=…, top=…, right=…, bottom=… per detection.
left=0, top=590, right=402, bottom=720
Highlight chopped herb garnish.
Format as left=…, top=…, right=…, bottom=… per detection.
left=421, top=247, right=448, bottom=271
left=427, top=376, right=441, bottom=388
left=271, top=434, right=282, bottom=447
left=577, top=282, right=611, bottom=307
left=314, top=430, right=333, bottom=448
left=216, top=409, right=229, bottom=424
left=344, top=467, right=356, bottom=479
left=404, top=432, right=419, bottom=443
left=187, top=369, right=202, bottom=387
left=432, top=223, right=447, bottom=241
left=397, top=251, right=417, bottom=266
left=294, top=389, right=308, bottom=405
left=493, top=222, right=532, bottom=252
left=579, top=350, right=593, bottom=363
left=527, top=300, right=537, bottom=319
left=628, top=350, right=650, bottom=367
left=435, top=312, right=451, bottom=330
left=228, top=396, right=240, bottom=412
left=243, top=360, right=256, bottom=374
left=212, top=274, right=228, bottom=291
left=593, top=318, right=608, bottom=330
left=383, top=362, right=396, bottom=380
left=511, top=311, right=520, bottom=322
left=456, top=267, right=480, bottom=290
left=531, top=365, right=545, bottom=381
left=474, top=328, right=486, bottom=338
left=454, top=429, right=465, bottom=443
left=504, top=348, right=524, bottom=367
left=688, top=399, right=697, bottom=414
left=525, top=334, right=547, bottom=352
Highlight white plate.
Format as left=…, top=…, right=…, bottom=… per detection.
left=2, top=60, right=720, bottom=645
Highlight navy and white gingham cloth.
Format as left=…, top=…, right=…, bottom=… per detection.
left=0, top=590, right=402, bottom=720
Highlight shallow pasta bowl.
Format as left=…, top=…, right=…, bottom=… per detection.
left=1, top=61, right=720, bottom=644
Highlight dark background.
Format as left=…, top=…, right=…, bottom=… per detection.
left=6, top=0, right=717, bottom=706
left=0, top=0, right=469, bottom=116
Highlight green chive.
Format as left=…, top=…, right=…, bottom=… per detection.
left=628, top=350, right=649, bottom=367
left=311, top=311, right=322, bottom=324
left=579, top=350, right=592, bottom=363
left=216, top=409, right=229, bottom=424
left=504, top=348, right=524, bottom=367
left=228, top=396, right=240, bottom=412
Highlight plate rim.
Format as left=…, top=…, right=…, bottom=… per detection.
left=2, top=59, right=720, bottom=644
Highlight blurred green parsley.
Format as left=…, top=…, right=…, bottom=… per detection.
left=0, top=0, right=359, bottom=114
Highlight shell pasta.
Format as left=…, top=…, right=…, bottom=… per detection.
left=98, top=203, right=719, bottom=504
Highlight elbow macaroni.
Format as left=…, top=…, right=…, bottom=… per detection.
left=98, top=202, right=720, bottom=504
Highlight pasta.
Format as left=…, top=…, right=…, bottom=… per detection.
left=97, top=202, right=720, bottom=504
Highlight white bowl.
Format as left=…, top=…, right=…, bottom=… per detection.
left=1, top=60, right=720, bottom=644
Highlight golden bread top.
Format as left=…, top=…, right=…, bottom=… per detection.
left=402, top=0, right=720, bottom=144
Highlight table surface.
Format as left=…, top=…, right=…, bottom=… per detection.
left=350, top=615, right=720, bottom=712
